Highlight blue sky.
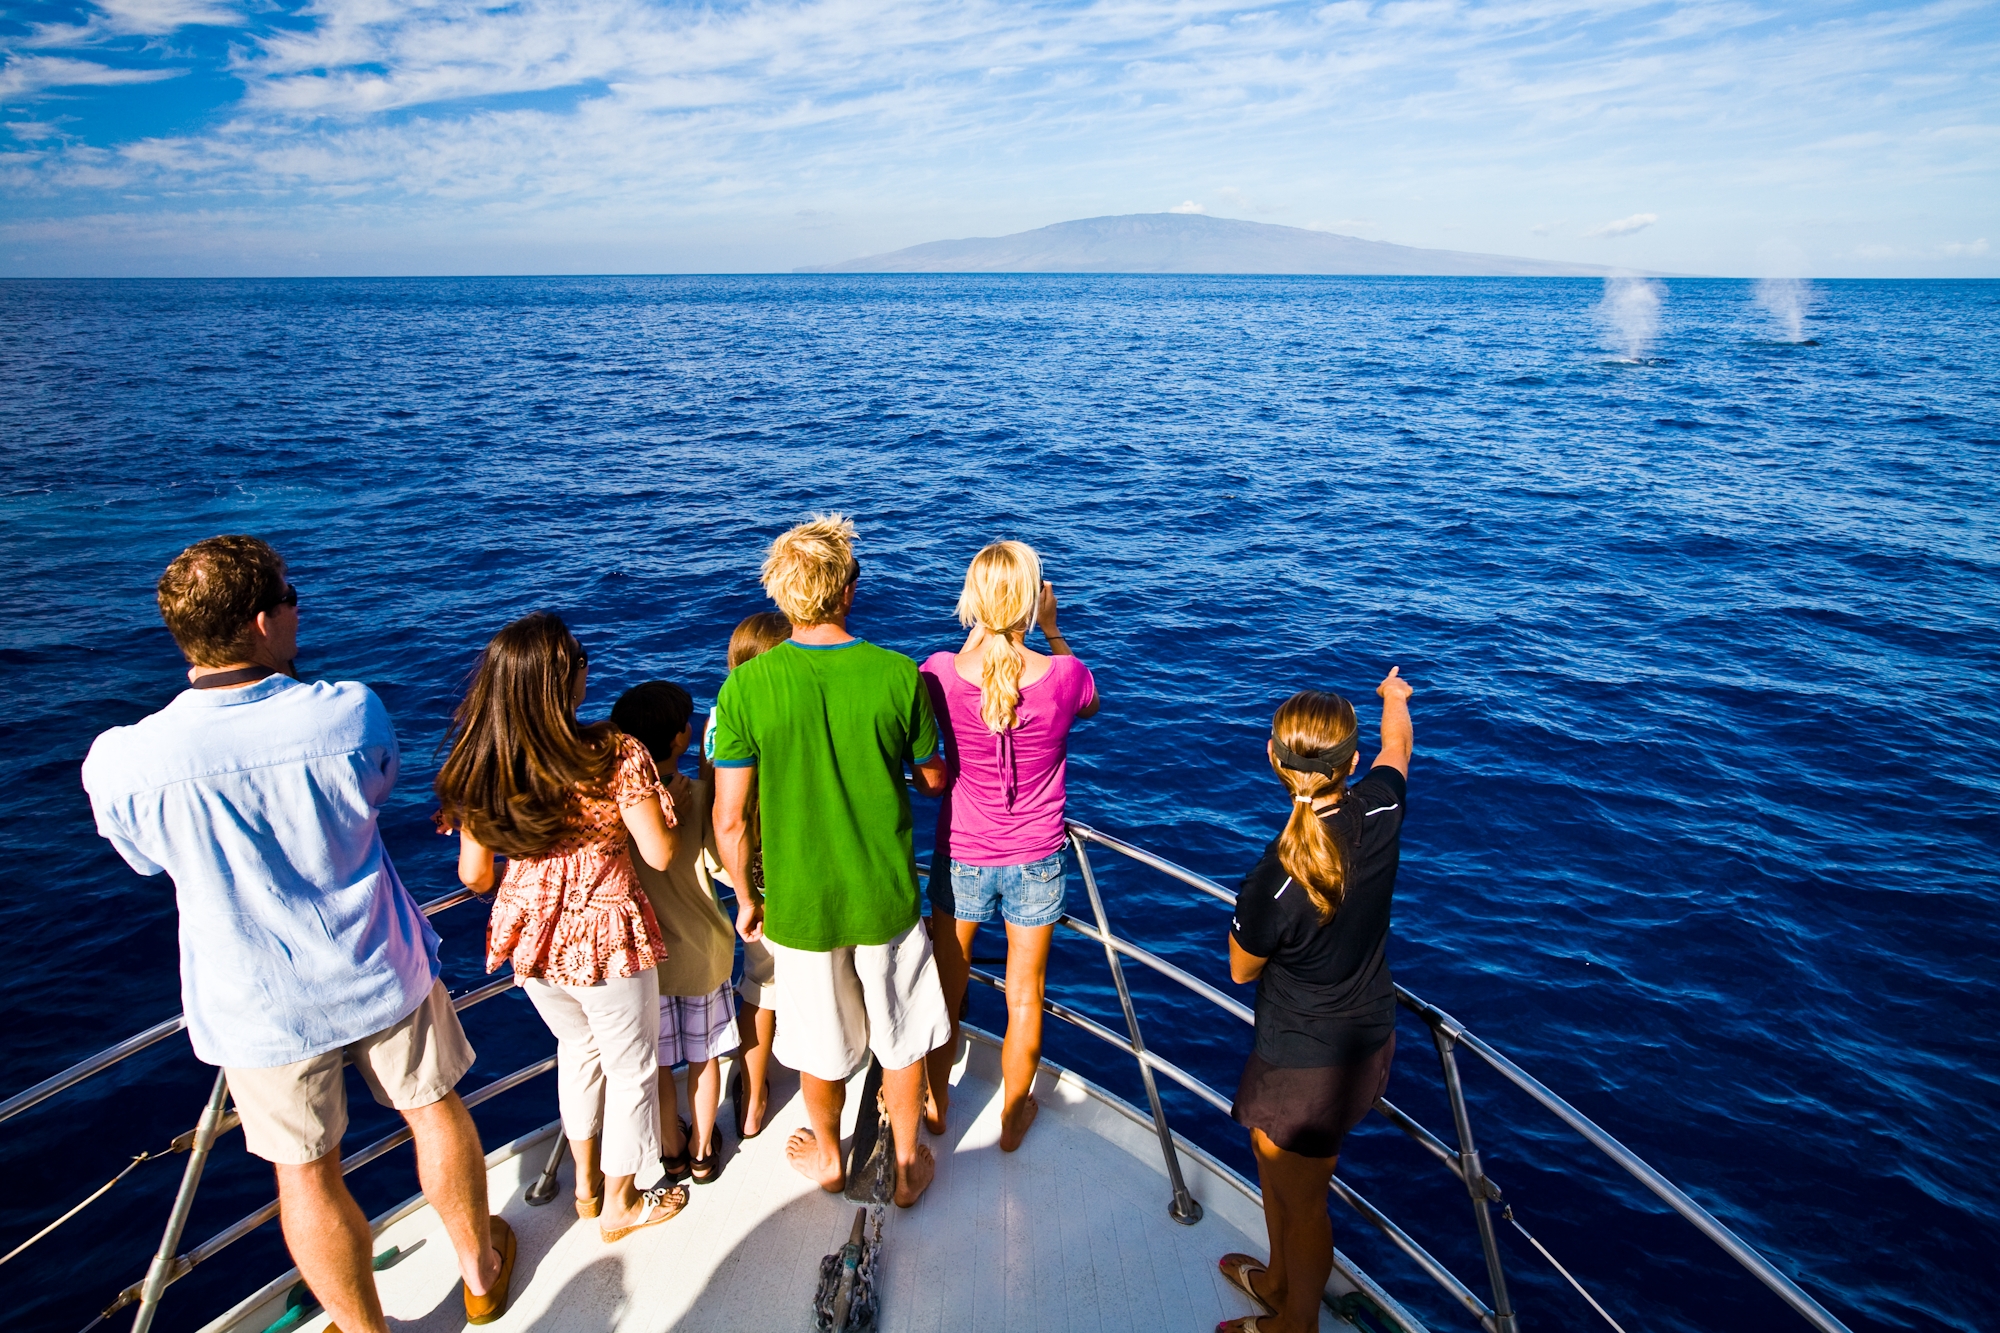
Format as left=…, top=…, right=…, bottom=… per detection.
left=1, top=0, right=1994, bottom=276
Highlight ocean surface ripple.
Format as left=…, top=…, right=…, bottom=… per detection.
left=1, top=275, right=1995, bottom=1333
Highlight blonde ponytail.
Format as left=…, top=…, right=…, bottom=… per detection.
left=1269, top=691, right=1361, bottom=923
left=980, top=636, right=1027, bottom=733
left=956, top=541, right=1043, bottom=733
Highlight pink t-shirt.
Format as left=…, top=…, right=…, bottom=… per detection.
left=920, top=651, right=1098, bottom=866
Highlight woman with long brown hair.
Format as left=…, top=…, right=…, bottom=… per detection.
left=1217, top=669, right=1414, bottom=1333
left=435, top=611, right=687, bottom=1243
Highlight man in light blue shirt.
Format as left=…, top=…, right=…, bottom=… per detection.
left=82, top=535, right=514, bottom=1331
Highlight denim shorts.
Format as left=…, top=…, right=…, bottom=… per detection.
left=939, top=850, right=1068, bottom=928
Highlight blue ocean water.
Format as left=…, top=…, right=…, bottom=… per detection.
left=0, top=275, right=1995, bottom=1333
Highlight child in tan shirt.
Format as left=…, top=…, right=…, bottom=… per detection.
left=613, top=681, right=738, bottom=1182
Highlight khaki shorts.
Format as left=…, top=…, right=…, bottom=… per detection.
left=767, top=920, right=952, bottom=1082
left=736, top=936, right=779, bottom=1012
left=226, top=979, right=474, bottom=1166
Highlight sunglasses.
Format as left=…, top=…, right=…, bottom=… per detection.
left=257, top=583, right=299, bottom=614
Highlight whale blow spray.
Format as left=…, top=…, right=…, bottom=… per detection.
left=1598, top=276, right=1665, bottom=362
left=1755, top=278, right=1813, bottom=343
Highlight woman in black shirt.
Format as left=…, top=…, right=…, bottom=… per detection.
left=1217, top=668, right=1414, bottom=1333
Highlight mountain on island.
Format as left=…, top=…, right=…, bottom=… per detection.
left=797, top=212, right=1624, bottom=276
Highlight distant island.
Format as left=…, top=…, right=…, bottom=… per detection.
left=797, top=213, right=1631, bottom=277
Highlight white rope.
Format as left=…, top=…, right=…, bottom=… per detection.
left=1502, top=1205, right=1630, bottom=1333
left=0, top=1152, right=154, bottom=1267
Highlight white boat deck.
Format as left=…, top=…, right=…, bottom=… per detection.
left=205, top=1028, right=1421, bottom=1333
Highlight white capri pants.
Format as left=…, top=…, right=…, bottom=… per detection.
left=522, top=970, right=662, bottom=1179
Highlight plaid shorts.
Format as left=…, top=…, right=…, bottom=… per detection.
left=658, top=980, right=741, bottom=1067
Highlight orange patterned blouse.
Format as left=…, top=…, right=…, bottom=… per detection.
left=485, top=734, right=673, bottom=987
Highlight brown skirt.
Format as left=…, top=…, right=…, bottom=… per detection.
left=1231, top=1032, right=1395, bottom=1159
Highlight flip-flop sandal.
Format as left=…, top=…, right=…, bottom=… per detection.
left=574, top=1190, right=603, bottom=1219
left=1218, top=1253, right=1276, bottom=1315
left=1215, top=1318, right=1270, bottom=1332
left=661, top=1118, right=693, bottom=1183
left=690, top=1138, right=723, bottom=1184
left=600, top=1184, right=688, bottom=1243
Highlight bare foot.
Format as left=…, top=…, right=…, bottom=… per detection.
left=998, top=1094, right=1039, bottom=1153
left=893, top=1142, right=936, bottom=1208
left=923, top=1086, right=949, bottom=1136
left=786, top=1128, right=844, bottom=1193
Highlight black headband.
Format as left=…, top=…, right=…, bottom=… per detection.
left=1271, top=733, right=1357, bottom=778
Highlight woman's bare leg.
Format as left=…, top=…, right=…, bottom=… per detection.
left=571, top=1135, right=603, bottom=1208
left=1249, top=1127, right=1338, bottom=1333
left=923, top=912, right=979, bottom=1133
left=999, top=921, right=1055, bottom=1150
left=735, top=1001, right=775, bottom=1137
left=688, top=1057, right=723, bottom=1156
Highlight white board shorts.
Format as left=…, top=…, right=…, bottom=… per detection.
left=766, top=919, right=953, bottom=1082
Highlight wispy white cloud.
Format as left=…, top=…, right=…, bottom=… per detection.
left=98, top=0, right=241, bottom=34
left=0, top=0, right=1995, bottom=274
left=25, top=0, right=240, bottom=46
left=1938, top=237, right=1987, bottom=257
left=0, top=55, right=185, bottom=98
left=1169, top=199, right=1206, bottom=214
left=1584, top=212, right=1657, bottom=238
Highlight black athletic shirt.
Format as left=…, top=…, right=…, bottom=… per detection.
left=1231, top=765, right=1407, bottom=1068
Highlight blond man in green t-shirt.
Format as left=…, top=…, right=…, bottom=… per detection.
left=711, top=515, right=952, bottom=1208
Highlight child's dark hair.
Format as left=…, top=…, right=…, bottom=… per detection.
left=611, top=680, right=694, bottom=762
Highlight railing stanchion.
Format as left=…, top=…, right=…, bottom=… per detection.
left=1431, top=1024, right=1518, bottom=1333
left=524, top=1131, right=569, bottom=1206
left=130, top=1070, right=229, bottom=1333
left=1070, top=829, right=1202, bottom=1225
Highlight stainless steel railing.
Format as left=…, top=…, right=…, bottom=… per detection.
left=2, top=886, right=546, bottom=1333
left=1041, top=821, right=1855, bottom=1333
left=2, top=825, right=1858, bottom=1333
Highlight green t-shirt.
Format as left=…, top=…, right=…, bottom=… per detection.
left=708, top=638, right=939, bottom=951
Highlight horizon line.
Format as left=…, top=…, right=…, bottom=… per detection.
left=9, top=271, right=1996, bottom=281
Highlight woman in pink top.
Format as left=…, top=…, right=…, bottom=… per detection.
left=921, top=541, right=1099, bottom=1151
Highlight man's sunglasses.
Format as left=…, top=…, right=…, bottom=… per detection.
left=256, top=583, right=299, bottom=614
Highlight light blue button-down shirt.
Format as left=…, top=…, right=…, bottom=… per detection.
left=82, top=675, right=441, bottom=1069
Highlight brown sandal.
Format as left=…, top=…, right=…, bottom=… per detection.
left=690, top=1133, right=722, bottom=1185
left=574, top=1190, right=603, bottom=1219
left=1218, top=1253, right=1275, bottom=1315
left=464, top=1216, right=517, bottom=1325
left=600, top=1184, right=688, bottom=1242
left=661, top=1118, right=693, bottom=1183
